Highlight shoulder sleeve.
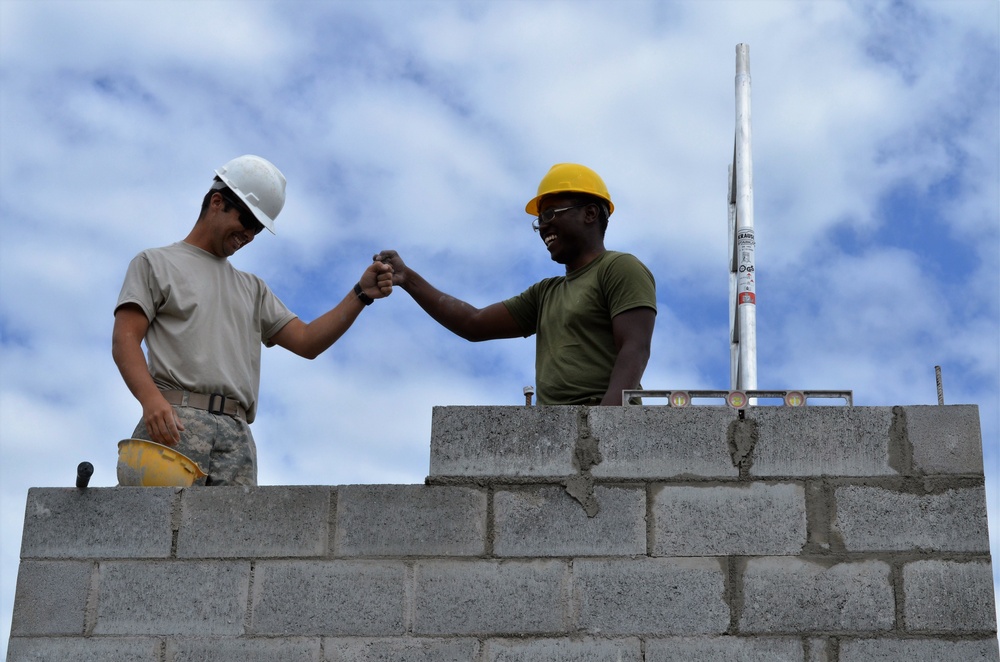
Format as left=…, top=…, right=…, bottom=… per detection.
left=258, top=280, right=298, bottom=345
left=115, top=251, right=160, bottom=321
left=602, top=253, right=657, bottom=318
left=502, top=281, right=544, bottom=338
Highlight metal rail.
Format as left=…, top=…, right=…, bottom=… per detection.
left=622, top=389, right=854, bottom=408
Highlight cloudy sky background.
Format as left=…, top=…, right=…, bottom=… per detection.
left=1, top=0, right=997, bottom=652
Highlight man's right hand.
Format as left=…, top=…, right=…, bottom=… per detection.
left=374, top=250, right=408, bottom=288
left=141, top=394, right=184, bottom=446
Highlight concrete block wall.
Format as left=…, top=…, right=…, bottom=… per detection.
left=8, top=404, right=999, bottom=661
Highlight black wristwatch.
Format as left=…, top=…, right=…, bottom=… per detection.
left=354, top=282, right=374, bottom=306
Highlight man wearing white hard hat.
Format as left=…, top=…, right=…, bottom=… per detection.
left=377, top=163, right=656, bottom=406
left=113, top=155, right=392, bottom=486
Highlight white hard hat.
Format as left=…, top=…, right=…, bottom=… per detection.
left=214, top=155, right=286, bottom=234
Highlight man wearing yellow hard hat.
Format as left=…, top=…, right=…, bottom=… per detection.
left=377, top=163, right=656, bottom=405
left=113, top=155, right=393, bottom=486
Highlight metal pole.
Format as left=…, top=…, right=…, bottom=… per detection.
left=732, top=43, right=757, bottom=390
left=728, top=164, right=740, bottom=389
left=935, top=366, right=944, bottom=405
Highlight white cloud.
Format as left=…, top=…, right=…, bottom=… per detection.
left=2, top=0, right=998, bottom=655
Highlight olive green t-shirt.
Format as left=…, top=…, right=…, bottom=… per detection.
left=502, top=251, right=656, bottom=405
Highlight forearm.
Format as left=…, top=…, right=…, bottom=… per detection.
left=278, top=289, right=367, bottom=359
left=376, top=250, right=520, bottom=341
left=600, top=344, right=651, bottom=406
left=113, top=324, right=184, bottom=445
left=400, top=269, right=490, bottom=341
left=112, top=331, right=162, bottom=407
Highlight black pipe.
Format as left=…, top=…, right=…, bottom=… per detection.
left=76, top=462, right=94, bottom=489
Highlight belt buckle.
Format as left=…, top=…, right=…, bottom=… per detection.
left=207, top=393, right=227, bottom=415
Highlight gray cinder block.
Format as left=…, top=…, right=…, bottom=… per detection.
left=903, top=560, right=998, bottom=632
left=251, top=560, right=406, bottom=636
left=806, top=637, right=832, bottom=662
left=94, top=561, right=250, bottom=635
left=166, top=636, right=322, bottom=661
left=652, top=483, right=807, bottom=556
left=413, top=560, right=568, bottom=635
left=573, top=558, right=729, bottom=635
left=749, top=407, right=896, bottom=477
left=335, top=485, right=486, bottom=557
left=903, top=405, right=985, bottom=474
left=429, top=406, right=579, bottom=477
left=588, top=406, right=739, bottom=479
left=20, top=487, right=174, bottom=559
left=493, top=485, right=645, bottom=557
left=833, top=485, right=989, bottom=552
left=10, top=561, right=92, bottom=636
left=483, top=637, right=643, bottom=661
left=324, top=637, right=481, bottom=661
left=6, top=404, right=996, bottom=655
left=739, top=557, right=895, bottom=632
left=645, top=636, right=804, bottom=661
left=839, top=637, right=1000, bottom=662
left=5, top=636, right=161, bottom=662
left=177, top=486, right=331, bottom=558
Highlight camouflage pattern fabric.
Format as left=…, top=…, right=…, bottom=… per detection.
left=131, top=406, right=257, bottom=486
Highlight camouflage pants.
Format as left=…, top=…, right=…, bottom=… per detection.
left=131, top=406, right=257, bottom=486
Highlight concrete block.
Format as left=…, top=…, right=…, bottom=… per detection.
left=94, top=561, right=250, bottom=635
left=739, top=557, right=895, bottom=632
left=645, top=636, right=804, bottom=661
left=493, top=485, right=645, bottom=557
left=5, top=637, right=161, bottom=661
left=429, top=406, right=579, bottom=477
left=807, top=637, right=833, bottom=662
left=251, top=560, right=405, bottom=636
left=20, top=487, right=174, bottom=559
left=903, top=560, right=997, bottom=632
left=177, top=486, right=330, bottom=558
left=588, top=406, right=738, bottom=479
left=652, top=483, right=806, bottom=556
left=324, top=637, right=481, bottom=661
left=484, top=637, right=643, bottom=661
left=840, top=637, right=1000, bottom=661
left=573, top=558, right=729, bottom=635
left=833, top=485, right=989, bottom=552
left=335, top=485, right=486, bottom=557
left=748, top=407, right=896, bottom=477
left=10, top=561, right=92, bottom=635
left=413, top=559, right=568, bottom=635
left=166, top=637, right=322, bottom=661
left=904, top=405, right=985, bottom=474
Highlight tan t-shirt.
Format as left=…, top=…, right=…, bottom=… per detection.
left=116, top=241, right=296, bottom=423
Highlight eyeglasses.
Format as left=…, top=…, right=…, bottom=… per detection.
left=532, top=203, right=588, bottom=232
left=220, top=192, right=264, bottom=235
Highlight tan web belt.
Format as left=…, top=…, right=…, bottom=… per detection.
left=161, top=389, right=247, bottom=421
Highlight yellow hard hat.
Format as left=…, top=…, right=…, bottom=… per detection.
left=525, top=163, right=614, bottom=216
left=117, top=439, right=207, bottom=487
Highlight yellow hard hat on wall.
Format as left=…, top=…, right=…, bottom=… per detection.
left=117, top=439, right=207, bottom=487
left=525, top=163, right=614, bottom=216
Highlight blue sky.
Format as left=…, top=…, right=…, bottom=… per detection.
left=1, top=0, right=997, bottom=653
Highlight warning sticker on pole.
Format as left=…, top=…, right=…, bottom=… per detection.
left=736, top=228, right=756, bottom=305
